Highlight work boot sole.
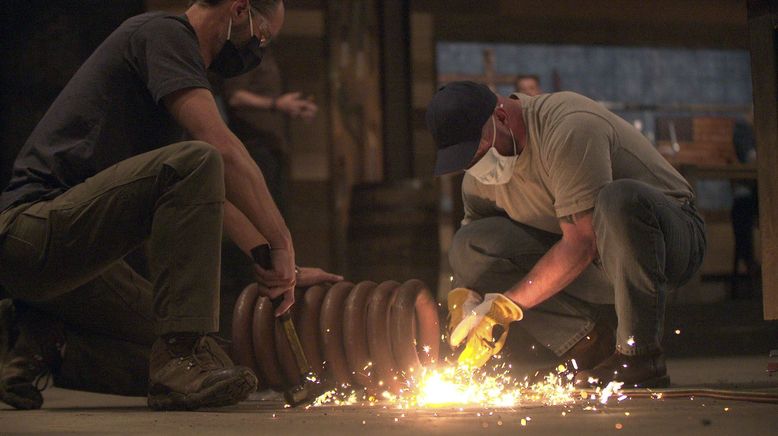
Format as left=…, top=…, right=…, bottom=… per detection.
left=147, top=368, right=257, bottom=411
left=1, top=383, right=43, bottom=410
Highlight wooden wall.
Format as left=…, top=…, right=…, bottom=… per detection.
left=413, top=0, right=748, bottom=48
left=747, top=0, right=778, bottom=320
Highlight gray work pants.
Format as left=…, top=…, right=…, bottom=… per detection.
left=0, top=141, right=226, bottom=395
left=450, top=179, right=706, bottom=356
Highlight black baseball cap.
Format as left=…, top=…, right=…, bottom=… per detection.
left=426, top=81, right=497, bottom=176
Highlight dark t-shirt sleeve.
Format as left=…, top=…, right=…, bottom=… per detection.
left=128, top=16, right=211, bottom=103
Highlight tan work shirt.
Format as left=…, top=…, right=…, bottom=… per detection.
left=462, top=92, right=693, bottom=234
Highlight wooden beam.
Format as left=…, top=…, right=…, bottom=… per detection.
left=379, top=0, right=414, bottom=180
left=747, top=0, right=778, bottom=320
left=438, top=48, right=518, bottom=91
left=414, top=0, right=748, bottom=49
left=431, top=13, right=748, bottom=49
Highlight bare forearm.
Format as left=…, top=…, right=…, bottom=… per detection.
left=228, top=90, right=274, bottom=111
left=164, top=87, right=296, bottom=313
left=505, top=239, right=595, bottom=309
left=165, top=88, right=291, bottom=250
left=221, top=138, right=292, bottom=250
left=224, top=200, right=267, bottom=255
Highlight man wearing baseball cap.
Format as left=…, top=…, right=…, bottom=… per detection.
left=430, top=81, right=706, bottom=388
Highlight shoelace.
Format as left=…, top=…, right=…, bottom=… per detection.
left=175, top=336, right=224, bottom=372
left=19, top=353, right=54, bottom=393
left=204, top=334, right=232, bottom=367
left=19, top=339, right=63, bottom=394
left=32, top=368, right=52, bottom=392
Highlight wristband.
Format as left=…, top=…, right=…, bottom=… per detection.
left=250, top=244, right=272, bottom=269
left=251, top=244, right=299, bottom=279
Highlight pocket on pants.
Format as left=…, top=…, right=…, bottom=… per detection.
left=0, top=207, right=51, bottom=279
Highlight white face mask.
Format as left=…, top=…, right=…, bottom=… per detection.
left=466, top=115, right=518, bottom=185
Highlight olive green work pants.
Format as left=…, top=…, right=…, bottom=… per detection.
left=0, top=141, right=225, bottom=396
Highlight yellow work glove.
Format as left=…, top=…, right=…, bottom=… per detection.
left=447, top=288, right=483, bottom=347
left=456, top=294, right=523, bottom=369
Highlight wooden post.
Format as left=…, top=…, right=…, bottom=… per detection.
left=438, top=48, right=516, bottom=90
left=379, top=0, right=413, bottom=181
left=747, top=0, right=778, bottom=320
left=326, top=0, right=384, bottom=275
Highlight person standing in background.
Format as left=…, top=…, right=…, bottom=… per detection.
left=515, top=74, right=543, bottom=96
left=731, top=111, right=758, bottom=298
left=217, top=48, right=317, bottom=211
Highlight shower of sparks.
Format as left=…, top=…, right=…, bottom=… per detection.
left=410, top=365, right=523, bottom=408
left=598, top=381, right=624, bottom=404
left=308, top=359, right=615, bottom=409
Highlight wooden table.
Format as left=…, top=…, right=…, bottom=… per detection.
left=676, top=162, right=758, bottom=181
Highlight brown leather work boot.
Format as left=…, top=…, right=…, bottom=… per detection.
left=0, top=300, right=65, bottom=410
left=147, top=333, right=257, bottom=411
left=573, top=350, right=670, bottom=388
left=528, top=322, right=614, bottom=384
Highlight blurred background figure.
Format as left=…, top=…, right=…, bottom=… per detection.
left=213, top=48, right=318, bottom=212
left=514, top=74, right=543, bottom=96
left=731, top=110, right=759, bottom=298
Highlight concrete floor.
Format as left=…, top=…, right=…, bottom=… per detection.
left=2, top=355, right=777, bottom=435
left=3, top=282, right=778, bottom=435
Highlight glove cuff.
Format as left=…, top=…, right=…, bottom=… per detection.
left=447, top=288, right=480, bottom=311
left=491, top=294, right=524, bottom=322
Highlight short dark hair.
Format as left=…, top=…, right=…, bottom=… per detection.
left=188, top=0, right=283, bottom=18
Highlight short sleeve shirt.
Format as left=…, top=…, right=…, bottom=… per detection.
left=462, top=92, right=693, bottom=234
left=0, top=12, right=211, bottom=212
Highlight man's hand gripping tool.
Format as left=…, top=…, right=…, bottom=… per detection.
left=252, top=244, right=321, bottom=407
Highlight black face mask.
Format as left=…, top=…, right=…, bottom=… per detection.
left=210, top=18, right=265, bottom=78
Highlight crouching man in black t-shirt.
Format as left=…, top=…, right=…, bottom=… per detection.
left=0, top=0, right=341, bottom=411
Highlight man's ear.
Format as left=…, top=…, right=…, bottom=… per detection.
left=494, top=104, right=509, bottom=124
left=230, top=0, right=249, bottom=17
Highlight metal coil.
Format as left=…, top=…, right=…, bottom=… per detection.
left=231, top=279, right=441, bottom=393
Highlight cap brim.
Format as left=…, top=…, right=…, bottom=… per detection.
left=433, top=139, right=480, bottom=176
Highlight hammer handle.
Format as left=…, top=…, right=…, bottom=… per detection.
left=251, top=244, right=314, bottom=374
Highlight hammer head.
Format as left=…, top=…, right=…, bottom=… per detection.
left=283, top=384, right=310, bottom=407
left=282, top=371, right=323, bottom=407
